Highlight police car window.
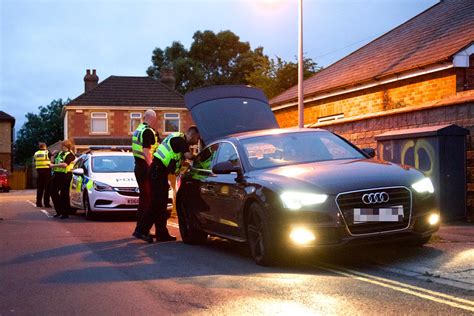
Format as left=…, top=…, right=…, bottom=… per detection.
left=92, top=156, right=134, bottom=173
left=83, top=158, right=90, bottom=176
left=215, top=142, right=240, bottom=168
left=193, top=143, right=219, bottom=170
left=73, top=158, right=83, bottom=170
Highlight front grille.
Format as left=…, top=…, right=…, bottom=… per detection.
left=115, top=187, right=139, bottom=197
left=336, top=187, right=411, bottom=235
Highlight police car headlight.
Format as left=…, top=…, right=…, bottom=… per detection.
left=93, top=181, right=114, bottom=191
left=280, top=191, right=328, bottom=210
left=411, top=178, right=434, bottom=194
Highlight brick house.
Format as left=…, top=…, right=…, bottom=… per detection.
left=269, top=0, right=474, bottom=219
left=0, top=111, right=15, bottom=172
left=63, top=69, right=194, bottom=152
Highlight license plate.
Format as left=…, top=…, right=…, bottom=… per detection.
left=126, top=199, right=139, bottom=205
left=353, top=205, right=403, bottom=224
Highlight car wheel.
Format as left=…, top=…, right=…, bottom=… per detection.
left=84, top=193, right=94, bottom=220
left=3, top=188, right=9, bottom=193
left=177, top=199, right=207, bottom=245
left=246, top=203, right=277, bottom=266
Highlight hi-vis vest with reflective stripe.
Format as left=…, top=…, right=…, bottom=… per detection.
left=53, top=151, right=74, bottom=173
left=132, top=123, right=158, bottom=160
left=34, top=150, right=50, bottom=169
left=53, top=151, right=67, bottom=173
left=153, top=132, right=184, bottom=174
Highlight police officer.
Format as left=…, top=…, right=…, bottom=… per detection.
left=138, top=126, right=200, bottom=243
left=50, top=140, right=76, bottom=218
left=34, top=142, right=52, bottom=208
left=132, top=109, right=159, bottom=242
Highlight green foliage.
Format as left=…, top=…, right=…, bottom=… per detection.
left=14, top=99, right=68, bottom=164
left=146, top=30, right=320, bottom=98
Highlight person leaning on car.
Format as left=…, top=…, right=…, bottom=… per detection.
left=136, top=126, right=201, bottom=243
left=50, top=140, right=76, bottom=219
left=131, top=109, right=160, bottom=242
left=33, top=142, right=52, bottom=208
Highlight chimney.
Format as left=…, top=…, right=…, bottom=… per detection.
left=84, top=69, right=99, bottom=92
left=160, top=67, right=176, bottom=90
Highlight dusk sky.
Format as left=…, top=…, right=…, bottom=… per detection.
left=1, top=0, right=438, bottom=131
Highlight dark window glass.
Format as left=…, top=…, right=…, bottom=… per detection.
left=215, top=142, right=240, bottom=168
left=193, top=143, right=219, bottom=170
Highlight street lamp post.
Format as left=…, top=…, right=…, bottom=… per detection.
left=298, top=0, right=304, bottom=128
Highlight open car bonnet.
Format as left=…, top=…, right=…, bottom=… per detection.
left=184, top=85, right=279, bottom=145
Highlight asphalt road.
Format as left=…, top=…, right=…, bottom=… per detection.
left=1, top=190, right=473, bottom=315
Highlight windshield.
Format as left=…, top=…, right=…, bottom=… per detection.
left=241, top=131, right=365, bottom=169
left=92, top=155, right=134, bottom=173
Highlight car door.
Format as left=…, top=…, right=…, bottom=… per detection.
left=207, top=141, right=246, bottom=237
left=183, top=143, right=220, bottom=230
left=70, top=157, right=84, bottom=207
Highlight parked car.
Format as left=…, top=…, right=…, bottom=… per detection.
left=70, top=149, right=174, bottom=219
left=0, top=168, right=10, bottom=192
left=176, top=85, right=439, bottom=265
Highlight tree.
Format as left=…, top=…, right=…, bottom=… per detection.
left=14, top=98, right=68, bottom=164
left=147, top=30, right=321, bottom=97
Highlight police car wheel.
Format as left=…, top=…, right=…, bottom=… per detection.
left=84, top=193, right=94, bottom=220
left=177, top=199, right=207, bottom=245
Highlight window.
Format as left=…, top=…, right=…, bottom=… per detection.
left=91, top=112, right=108, bottom=133
left=193, top=143, right=219, bottom=170
left=164, top=113, right=180, bottom=133
left=130, top=112, right=142, bottom=133
left=215, top=142, right=240, bottom=168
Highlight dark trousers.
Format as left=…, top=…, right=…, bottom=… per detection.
left=36, top=168, right=51, bottom=206
left=141, top=159, right=170, bottom=236
left=50, top=172, right=70, bottom=215
left=134, top=162, right=151, bottom=233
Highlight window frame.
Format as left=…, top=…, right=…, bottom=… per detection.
left=129, top=112, right=142, bottom=134
left=90, top=112, right=109, bottom=134
left=163, top=112, right=181, bottom=134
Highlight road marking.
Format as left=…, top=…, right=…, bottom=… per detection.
left=41, top=210, right=53, bottom=218
left=316, top=263, right=474, bottom=312
left=26, top=200, right=36, bottom=207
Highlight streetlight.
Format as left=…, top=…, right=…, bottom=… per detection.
left=298, top=0, right=304, bottom=128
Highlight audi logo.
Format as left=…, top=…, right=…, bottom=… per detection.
left=362, top=192, right=390, bottom=204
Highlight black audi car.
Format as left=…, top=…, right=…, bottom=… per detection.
left=176, top=85, right=439, bottom=265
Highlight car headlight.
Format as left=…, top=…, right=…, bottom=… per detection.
left=411, top=177, right=434, bottom=194
left=280, top=191, right=328, bottom=210
left=93, top=181, right=114, bottom=191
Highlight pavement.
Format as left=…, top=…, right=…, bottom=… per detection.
left=366, top=223, right=474, bottom=291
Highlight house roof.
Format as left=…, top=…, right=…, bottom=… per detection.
left=270, top=0, right=474, bottom=106
left=0, top=111, right=15, bottom=126
left=67, top=76, right=184, bottom=107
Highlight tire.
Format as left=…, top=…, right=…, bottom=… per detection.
left=246, top=202, right=278, bottom=266
left=177, top=199, right=207, bottom=245
left=3, top=188, right=9, bottom=193
left=83, top=193, right=94, bottom=220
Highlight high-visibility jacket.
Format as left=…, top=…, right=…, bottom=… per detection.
left=53, top=151, right=66, bottom=173
left=34, top=150, right=50, bottom=169
left=53, top=151, right=74, bottom=173
left=153, top=132, right=185, bottom=175
left=132, top=123, right=158, bottom=160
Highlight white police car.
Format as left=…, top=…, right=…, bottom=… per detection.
left=70, top=149, right=174, bottom=219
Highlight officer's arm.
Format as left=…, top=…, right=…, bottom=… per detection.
left=143, top=148, right=153, bottom=166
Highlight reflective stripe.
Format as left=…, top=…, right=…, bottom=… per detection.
left=53, top=151, right=67, bottom=173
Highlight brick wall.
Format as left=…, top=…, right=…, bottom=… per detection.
left=314, top=102, right=474, bottom=221
left=275, top=69, right=458, bottom=128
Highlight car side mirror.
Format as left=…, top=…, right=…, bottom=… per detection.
left=212, top=161, right=241, bottom=175
left=362, top=148, right=376, bottom=158
left=73, top=168, right=84, bottom=176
